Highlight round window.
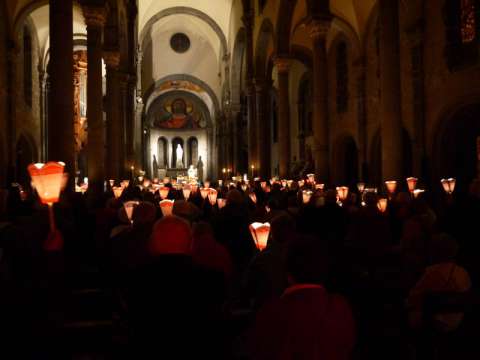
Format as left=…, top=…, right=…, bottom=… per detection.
left=170, top=33, right=191, bottom=53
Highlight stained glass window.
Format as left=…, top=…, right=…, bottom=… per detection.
left=461, top=0, right=476, bottom=43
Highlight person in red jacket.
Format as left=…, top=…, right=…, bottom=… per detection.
left=249, top=235, right=356, bottom=360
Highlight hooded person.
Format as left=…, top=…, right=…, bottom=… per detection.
left=126, top=216, right=225, bottom=358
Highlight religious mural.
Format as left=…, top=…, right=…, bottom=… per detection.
left=153, top=97, right=207, bottom=130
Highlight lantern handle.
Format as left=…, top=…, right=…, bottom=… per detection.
left=47, top=203, right=56, bottom=232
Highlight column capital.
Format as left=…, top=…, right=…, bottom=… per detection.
left=307, top=16, right=332, bottom=41
left=103, top=50, right=121, bottom=69
left=82, top=5, right=107, bottom=28
left=274, top=56, right=292, bottom=74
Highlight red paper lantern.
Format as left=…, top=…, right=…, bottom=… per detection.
left=160, top=199, right=175, bottom=217
left=28, top=162, right=65, bottom=205
left=249, top=222, right=270, bottom=251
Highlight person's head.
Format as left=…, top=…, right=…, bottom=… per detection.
left=172, top=200, right=200, bottom=224
left=132, top=201, right=157, bottom=226
left=271, top=214, right=295, bottom=245
left=149, top=215, right=192, bottom=256
left=429, top=233, right=459, bottom=264
left=226, top=189, right=243, bottom=205
left=286, top=236, right=328, bottom=285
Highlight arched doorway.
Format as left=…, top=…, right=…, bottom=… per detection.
left=16, top=134, right=36, bottom=186
left=435, top=104, right=480, bottom=192
left=157, top=137, right=168, bottom=168
left=187, top=137, right=198, bottom=166
left=333, top=135, right=359, bottom=186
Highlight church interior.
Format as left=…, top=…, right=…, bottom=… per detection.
left=1, top=0, right=480, bottom=359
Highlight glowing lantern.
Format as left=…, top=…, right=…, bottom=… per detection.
left=182, top=185, right=191, bottom=200
left=281, top=180, right=287, bottom=188
left=406, top=177, right=418, bottom=193
left=307, top=173, right=315, bottom=183
left=163, top=177, right=170, bottom=184
left=143, top=179, right=151, bottom=189
left=200, top=187, right=210, bottom=199
left=208, top=189, right=218, bottom=206
left=249, top=222, right=271, bottom=251
left=357, top=182, right=365, bottom=193
left=159, top=187, right=170, bottom=200
left=108, top=179, right=115, bottom=187
left=217, top=198, right=227, bottom=209
left=260, top=181, right=267, bottom=190
left=315, top=183, right=325, bottom=190
left=302, top=190, right=313, bottom=204
left=121, top=180, right=130, bottom=189
left=441, top=178, right=456, bottom=195
left=241, top=184, right=248, bottom=192
left=287, top=180, right=294, bottom=188
left=377, top=198, right=388, bottom=213
left=385, top=181, right=397, bottom=194
left=123, top=200, right=139, bottom=224
left=160, top=199, right=175, bottom=217
left=28, top=162, right=65, bottom=205
left=112, top=186, right=124, bottom=199
left=249, top=192, right=257, bottom=204
left=336, top=186, right=349, bottom=201
left=219, top=180, right=223, bottom=187
left=298, top=180, right=305, bottom=187
left=413, top=189, right=425, bottom=198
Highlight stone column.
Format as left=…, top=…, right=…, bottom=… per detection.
left=48, top=0, right=74, bottom=182
left=118, top=72, right=129, bottom=177
left=354, top=58, right=368, bottom=181
left=407, top=22, right=426, bottom=180
left=242, top=11, right=257, bottom=170
left=379, top=0, right=403, bottom=180
left=38, top=67, right=47, bottom=161
left=308, top=18, right=331, bottom=182
left=275, top=57, right=291, bottom=178
left=104, top=51, right=121, bottom=180
left=255, top=79, right=269, bottom=178
left=83, top=4, right=106, bottom=205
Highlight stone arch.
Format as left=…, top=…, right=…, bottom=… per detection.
left=139, top=7, right=228, bottom=57
left=157, top=136, right=168, bottom=168
left=187, top=136, right=199, bottom=167
left=143, top=74, right=221, bottom=120
left=433, top=103, right=480, bottom=192
left=332, top=133, right=359, bottom=186
left=255, top=18, right=275, bottom=80
left=290, top=45, right=313, bottom=69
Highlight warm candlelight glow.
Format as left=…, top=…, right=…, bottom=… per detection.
left=260, top=181, right=267, bottom=190
left=249, top=222, right=270, bottom=251
left=249, top=192, right=257, bottom=204
left=200, top=187, right=210, bottom=199
left=336, top=186, right=349, bottom=201
left=124, top=200, right=139, bottom=224
left=377, top=198, right=388, bottom=213
left=159, top=187, right=170, bottom=200
left=307, top=173, right=315, bottom=183
left=406, top=177, right=418, bottom=192
left=208, top=188, right=218, bottom=206
left=357, top=182, right=365, bottom=193
left=315, top=183, right=325, bottom=190
left=28, top=162, right=66, bottom=205
left=217, top=198, right=227, bottom=209
left=298, top=180, right=305, bottom=187
left=121, top=180, right=130, bottom=189
left=108, top=179, right=115, bottom=187
left=113, top=186, right=124, bottom=199
left=182, top=185, right=191, bottom=200
left=159, top=199, right=174, bottom=217
left=241, top=184, right=248, bottom=192
left=385, top=180, right=397, bottom=194
left=413, top=189, right=425, bottom=198
left=441, top=178, right=456, bottom=194
left=302, top=190, right=313, bottom=204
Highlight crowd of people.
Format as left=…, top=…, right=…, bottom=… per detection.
left=0, top=176, right=479, bottom=359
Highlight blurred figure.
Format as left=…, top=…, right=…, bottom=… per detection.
left=127, top=216, right=225, bottom=358
left=249, top=236, right=356, bottom=360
